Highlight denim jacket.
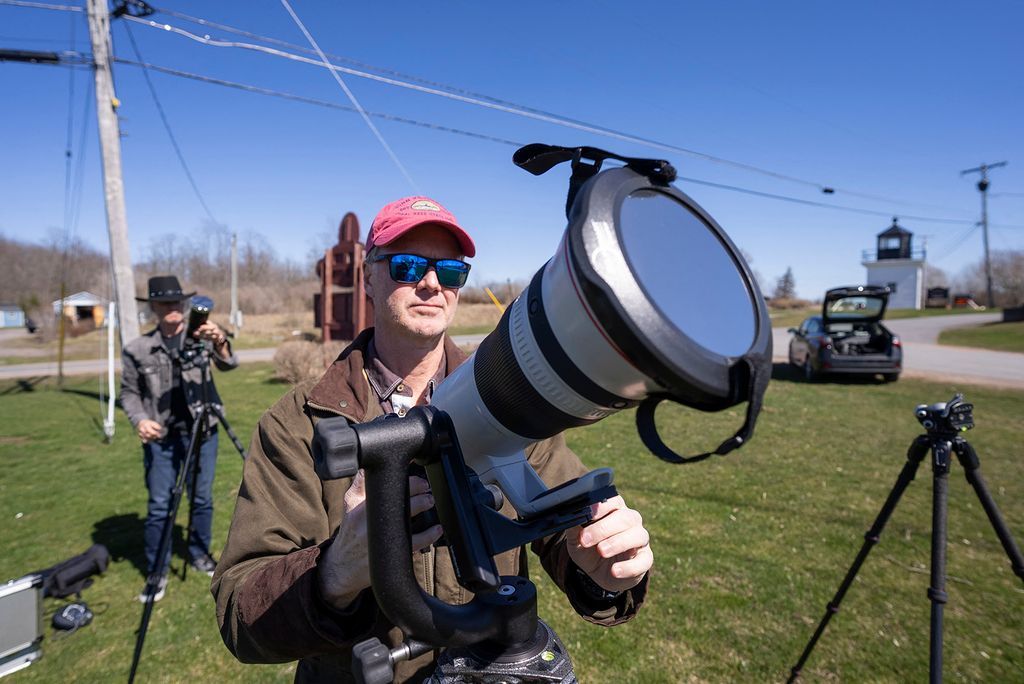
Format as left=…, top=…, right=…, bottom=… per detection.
left=120, top=327, right=239, bottom=437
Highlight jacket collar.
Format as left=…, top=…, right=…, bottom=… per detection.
left=306, top=328, right=469, bottom=421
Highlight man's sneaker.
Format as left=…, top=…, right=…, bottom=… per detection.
left=138, top=573, right=168, bottom=603
left=190, top=554, right=217, bottom=577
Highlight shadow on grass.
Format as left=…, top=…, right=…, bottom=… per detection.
left=61, top=387, right=122, bottom=409
left=93, top=514, right=201, bottom=579
left=771, top=362, right=895, bottom=386
left=94, top=513, right=148, bottom=576
left=60, top=387, right=119, bottom=439
left=0, top=376, right=47, bottom=395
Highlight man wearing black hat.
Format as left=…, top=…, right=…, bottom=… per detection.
left=121, top=275, right=238, bottom=602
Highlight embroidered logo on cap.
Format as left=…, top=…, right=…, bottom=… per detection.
left=410, top=200, right=441, bottom=212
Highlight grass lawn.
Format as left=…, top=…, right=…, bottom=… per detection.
left=769, top=306, right=998, bottom=332
left=1, top=365, right=1022, bottom=682
left=938, top=321, right=1024, bottom=354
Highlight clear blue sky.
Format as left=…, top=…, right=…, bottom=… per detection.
left=2, top=1, right=1022, bottom=300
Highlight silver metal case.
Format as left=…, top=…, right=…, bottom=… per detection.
left=0, top=574, right=43, bottom=678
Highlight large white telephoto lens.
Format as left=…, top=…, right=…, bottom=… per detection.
left=432, top=162, right=772, bottom=518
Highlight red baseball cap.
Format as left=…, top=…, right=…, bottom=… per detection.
left=367, top=196, right=476, bottom=258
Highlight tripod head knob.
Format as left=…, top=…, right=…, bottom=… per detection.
left=352, top=638, right=394, bottom=684
left=313, top=417, right=360, bottom=480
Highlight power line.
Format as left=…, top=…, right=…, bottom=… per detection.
left=7, top=2, right=1018, bottom=225
left=106, top=55, right=1024, bottom=230
left=124, top=12, right=977, bottom=217
left=0, top=0, right=81, bottom=11
left=112, top=58, right=525, bottom=147
left=278, top=0, right=419, bottom=193
left=676, top=176, right=981, bottom=226
left=930, top=223, right=980, bottom=264
left=121, top=20, right=219, bottom=224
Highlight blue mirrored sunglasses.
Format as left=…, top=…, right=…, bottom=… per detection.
left=370, top=253, right=471, bottom=289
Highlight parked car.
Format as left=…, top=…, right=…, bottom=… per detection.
left=788, top=285, right=902, bottom=382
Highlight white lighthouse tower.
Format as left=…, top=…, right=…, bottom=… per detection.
left=862, top=218, right=925, bottom=310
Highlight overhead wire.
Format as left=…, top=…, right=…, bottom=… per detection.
left=0, top=0, right=81, bottom=11
left=133, top=6, right=980, bottom=217
left=68, top=76, right=93, bottom=255
left=930, top=224, right=981, bottom=264
left=112, top=58, right=525, bottom=147
left=10, top=5, right=1018, bottom=235
left=277, top=0, right=419, bottom=193
left=5, top=1, right=1013, bottom=225
left=108, top=55, right=1018, bottom=230
left=121, top=20, right=219, bottom=224
left=676, top=176, right=975, bottom=225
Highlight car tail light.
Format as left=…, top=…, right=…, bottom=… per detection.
left=820, top=336, right=833, bottom=350
left=892, top=337, right=902, bottom=348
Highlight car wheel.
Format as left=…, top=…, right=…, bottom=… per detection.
left=883, top=373, right=899, bottom=383
left=803, top=358, right=817, bottom=383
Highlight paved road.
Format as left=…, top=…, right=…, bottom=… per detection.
left=884, top=312, right=1002, bottom=343
left=3, top=318, right=1021, bottom=389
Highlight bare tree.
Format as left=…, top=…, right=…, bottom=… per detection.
left=954, top=249, right=1024, bottom=307
left=773, top=267, right=797, bottom=300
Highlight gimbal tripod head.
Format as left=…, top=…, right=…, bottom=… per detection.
left=313, top=143, right=773, bottom=681
left=914, top=394, right=974, bottom=436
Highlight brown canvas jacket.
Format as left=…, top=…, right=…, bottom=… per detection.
left=212, top=329, right=647, bottom=683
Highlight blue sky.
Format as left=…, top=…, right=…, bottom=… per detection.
left=1, top=1, right=1022, bottom=300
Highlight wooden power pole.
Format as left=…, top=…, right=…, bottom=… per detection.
left=87, top=0, right=140, bottom=344
left=961, top=161, right=1008, bottom=309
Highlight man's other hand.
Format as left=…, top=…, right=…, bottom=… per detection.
left=567, top=495, right=653, bottom=594
left=137, top=419, right=162, bottom=443
left=317, top=470, right=442, bottom=610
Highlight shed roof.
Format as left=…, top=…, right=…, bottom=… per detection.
left=51, top=291, right=107, bottom=307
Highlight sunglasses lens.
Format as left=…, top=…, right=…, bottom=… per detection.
left=435, top=260, right=470, bottom=288
left=389, top=254, right=428, bottom=283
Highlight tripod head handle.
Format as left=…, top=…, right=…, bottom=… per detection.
left=312, top=405, right=613, bottom=648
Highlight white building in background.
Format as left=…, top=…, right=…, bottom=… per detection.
left=861, top=218, right=925, bottom=310
left=51, top=291, right=110, bottom=326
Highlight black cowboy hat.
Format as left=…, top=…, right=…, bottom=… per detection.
left=136, top=275, right=196, bottom=303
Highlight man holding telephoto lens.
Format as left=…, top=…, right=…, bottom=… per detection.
left=212, top=196, right=653, bottom=682
left=121, top=275, right=238, bottom=603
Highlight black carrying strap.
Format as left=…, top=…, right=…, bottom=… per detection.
left=513, top=143, right=677, bottom=218
left=636, top=353, right=771, bottom=464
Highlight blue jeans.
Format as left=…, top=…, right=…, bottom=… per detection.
left=143, top=429, right=218, bottom=574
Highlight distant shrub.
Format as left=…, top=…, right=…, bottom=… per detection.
left=767, top=297, right=814, bottom=310
left=272, top=340, right=346, bottom=384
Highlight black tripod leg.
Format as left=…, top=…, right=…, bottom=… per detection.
left=128, top=413, right=206, bottom=684
left=928, top=444, right=951, bottom=684
left=181, top=412, right=209, bottom=583
left=953, top=440, right=1024, bottom=583
left=209, top=404, right=247, bottom=459
left=788, top=436, right=931, bottom=683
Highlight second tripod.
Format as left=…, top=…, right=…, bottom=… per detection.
left=789, top=394, right=1024, bottom=683
left=128, top=338, right=246, bottom=683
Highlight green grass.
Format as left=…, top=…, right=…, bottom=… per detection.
left=938, top=321, right=1024, bottom=353
left=770, top=306, right=998, bottom=331
left=448, top=323, right=497, bottom=336
left=2, top=366, right=1022, bottom=682
left=885, top=307, right=1000, bottom=320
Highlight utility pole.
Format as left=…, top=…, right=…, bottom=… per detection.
left=87, top=0, right=140, bottom=344
left=960, top=161, right=1008, bottom=309
left=230, top=232, right=241, bottom=336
